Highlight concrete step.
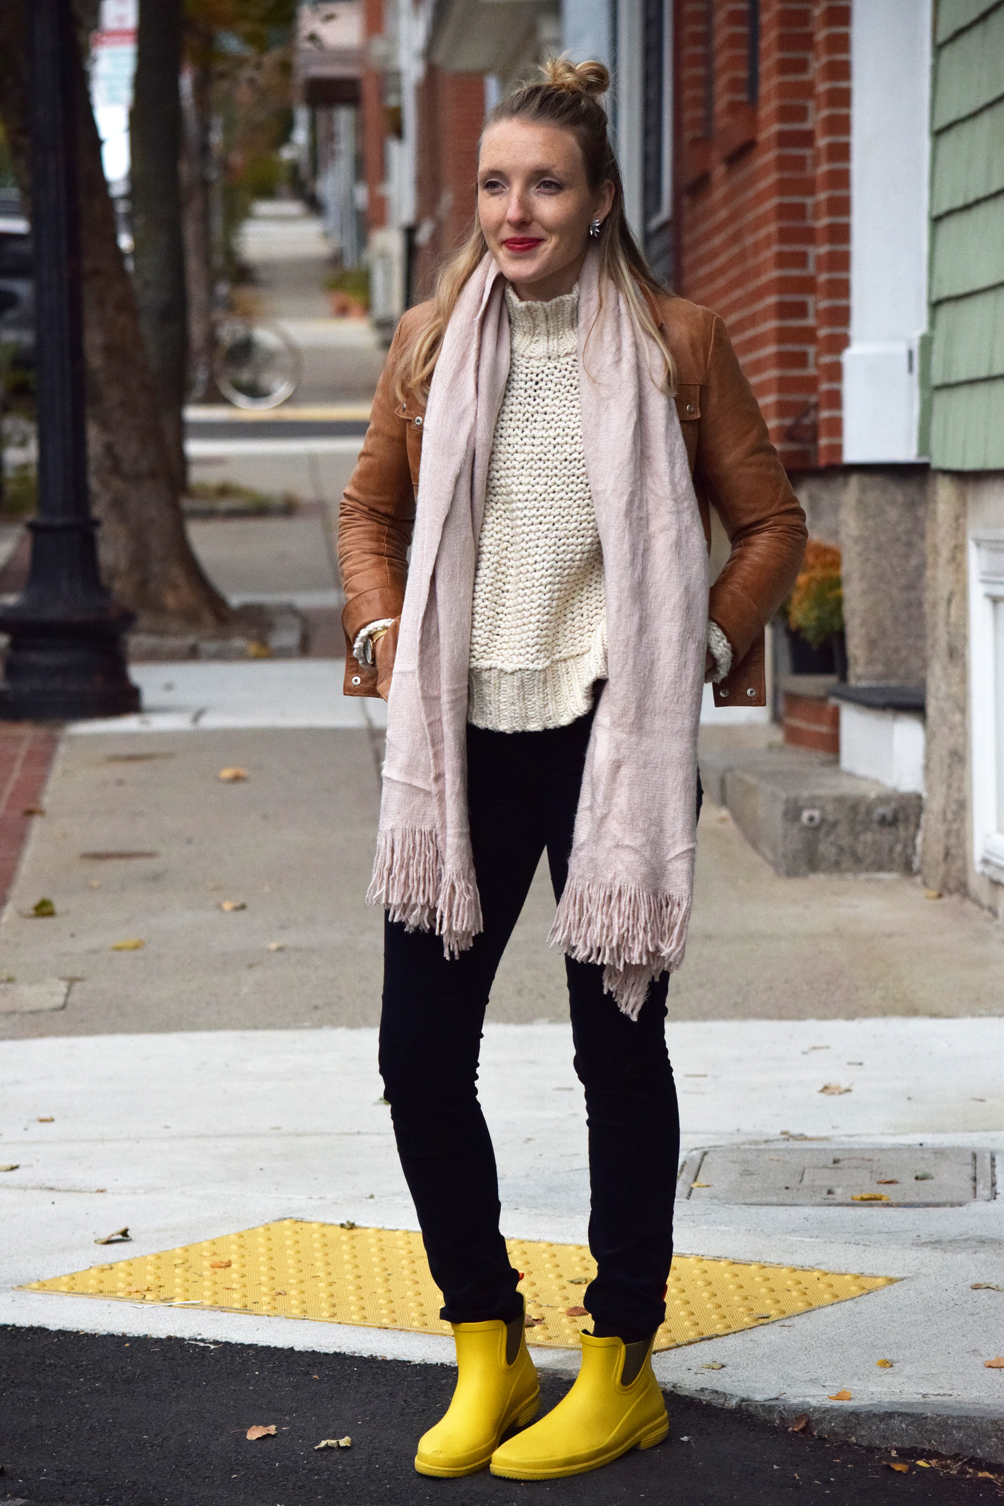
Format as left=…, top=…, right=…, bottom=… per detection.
left=699, top=737, right=922, bottom=876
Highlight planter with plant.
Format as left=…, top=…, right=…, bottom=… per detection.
left=781, top=541, right=846, bottom=680
left=325, top=267, right=370, bottom=319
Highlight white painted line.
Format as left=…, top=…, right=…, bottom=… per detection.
left=67, top=660, right=370, bottom=733
left=228, top=590, right=344, bottom=610
left=186, top=438, right=364, bottom=457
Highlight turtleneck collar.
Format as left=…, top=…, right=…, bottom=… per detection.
left=504, top=283, right=579, bottom=360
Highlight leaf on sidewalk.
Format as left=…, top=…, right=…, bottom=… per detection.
left=314, top=1436, right=351, bottom=1449
left=110, top=938, right=145, bottom=951
left=220, top=901, right=246, bottom=912
left=338, top=1220, right=357, bottom=1230
left=888, top=1461, right=909, bottom=1472
left=267, top=942, right=285, bottom=951
left=972, top=1283, right=1004, bottom=1291
left=32, top=898, right=55, bottom=917
left=876, top=1179, right=899, bottom=1185
left=702, top=1361, right=725, bottom=1370
left=565, top=1305, right=588, bottom=1317
left=246, top=641, right=273, bottom=659
left=984, top=1357, right=1004, bottom=1368
left=827, top=1390, right=852, bottom=1401
left=914, top=1172, right=934, bottom=1180
left=818, top=1083, right=851, bottom=1095
left=37, top=1116, right=54, bottom=1123
left=95, top=1227, right=131, bottom=1245
left=691, top=1181, right=712, bottom=1188
left=209, top=1259, right=232, bottom=1269
left=23, top=805, right=44, bottom=816
left=219, top=767, right=249, bottom=782
left=567, top=1277, right=588, bottom=1285
left=246, top=1425, right=276, bottom=1441
left=0, top=1163, right=20, bottom=1171
left=524, top=1316, right=545, bottom=1328
left=876, top=1359, right=894, bottom=1368
left=788, top=1415, right=809, bottom=1433
left=852, top=1193, right=889, bottom=1202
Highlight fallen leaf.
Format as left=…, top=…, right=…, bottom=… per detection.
left=267, top=941, right=285, bottom=951
left=827, top=1390, right=852, bottom=1401
left=789, top=1415, right=809, bottom=1433
left=219, top=767, right=248, bottom=782
left=524, top=1315, right=545, bottom=1328
left=110, top=938, right=145, bottom=951
left=888, top=1461, right=909, bottom=1472
left=94, top=1227, right=131, bottom=1245
left=37, top=1116, right=54, bottom=1123
left=0, top=1163, right=20, bottom=1171
left=338, top=1220, right=357, bottom=1230
left=246, top=641, right=273, bottom=659
left=914, top=1172, right=934, bottom=1180
left=274, top=1290, right=286, bottom=1296
left=753, top=1314, right=771, bottom=1320
left=246, top=1425, right=276, bottom=1441
left=984, top=1357, right=1004, bottom=1368
left=209, top=1259, right=232, bottom=1269
left=80, top=851, right=159, bottom=861
left=818, top=1083, right=851, bottom=1095
left=852, top=1193, right=890, bottom=1202
left=876, top=1179, right=899, bottom=1185
left=876, top=1359, right=894, bottom=1368
left=923, top=888, right=942, bottom=900
left=702, top=1361, right=725, bottom=1370
left=32, top=898, right=55, bottom=918
left=690, top=1181, right=712, bottom=1188
left=314, top=1436, right=351, bottom=1449
left=219, top=901, right=246, bottom=912
left=565, top=1305, right=589, bottom=1317
left=916, top=1461, right=932, bottom=1468
left=568, top=1276, right=589, bottom=1285
left=22, top=805, right=44, bottom=816
left=972, top=1283, right=1004, bottom=1292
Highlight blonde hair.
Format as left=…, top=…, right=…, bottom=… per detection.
left=396, top=57, right=676, bottom=404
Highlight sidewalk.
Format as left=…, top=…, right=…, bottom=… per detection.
left=0, top=665, right=1001, bottom=1467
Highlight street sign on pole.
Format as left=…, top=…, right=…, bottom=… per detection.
left=0, top=0, right=139, bottom=722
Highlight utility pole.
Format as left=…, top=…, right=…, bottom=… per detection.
left=0, top=0, right=139, bottom=720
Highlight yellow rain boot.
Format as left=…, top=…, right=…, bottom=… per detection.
left=414, top=1309, right=539, bottom=1477
left=490, top=1331, right=668, bottom=1480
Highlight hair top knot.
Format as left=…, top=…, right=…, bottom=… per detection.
left=539, top=56, right=610, bottom=99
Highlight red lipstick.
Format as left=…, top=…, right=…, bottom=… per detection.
left=502, top=237, right=543, bottom=253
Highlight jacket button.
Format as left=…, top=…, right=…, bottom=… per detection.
left=720, top=687, right=730, bottom=697
left=414, top=415, right=423, bottom=427
left=686, top=403, right=696, bottom=414
left=351, top=675, right=361, bottom=686
left=746, top=687, right=756, bottom=698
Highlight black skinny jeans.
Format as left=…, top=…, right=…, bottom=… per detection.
left=379, top=706, right=696, bottom=1343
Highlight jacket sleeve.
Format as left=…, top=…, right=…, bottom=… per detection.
left=697, top=316, right=808, bottom=666
left=337, top=319, right=417, bottom=652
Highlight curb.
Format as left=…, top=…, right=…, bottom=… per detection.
left=664, top=1384, right=1004, bottom=1467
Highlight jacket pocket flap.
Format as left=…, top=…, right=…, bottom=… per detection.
left=398, top=395, right=427, bottom=426
left=674, top=384, right=701, bottom=422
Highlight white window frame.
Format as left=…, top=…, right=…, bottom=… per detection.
left=969, top=530, right=1004, bottom=884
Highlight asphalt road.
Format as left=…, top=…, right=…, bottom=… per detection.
left=1, top=1328, right=1000, bottom=1506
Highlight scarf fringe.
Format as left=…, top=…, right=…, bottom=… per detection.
left=367, top=826, right=482, bottom=957
left=548, top=877, right=692, bottom=1019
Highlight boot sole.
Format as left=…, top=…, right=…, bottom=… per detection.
left=414, top=1391, right=541, bottom=1478
left=490, top=1411, right=670, bottom=1480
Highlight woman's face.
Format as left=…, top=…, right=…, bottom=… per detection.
left=477, top=119, right=614, bottom=302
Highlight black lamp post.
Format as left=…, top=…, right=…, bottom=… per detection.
left=0, top=0, right=139, bottom=720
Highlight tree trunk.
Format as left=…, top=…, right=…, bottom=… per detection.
left=0, top=0, right=233, bottom=633
left=130, top=0, right=188, bottom=491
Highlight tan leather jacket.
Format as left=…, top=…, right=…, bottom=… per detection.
left=338, top=293, right=807, bottom=705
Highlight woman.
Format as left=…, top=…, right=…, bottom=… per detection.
left=338, top=59, right=806, bottom=1481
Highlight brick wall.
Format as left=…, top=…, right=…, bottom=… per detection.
left=673, top=0, right=851, bottom=471
left=413, top=67, right=486, bottom=301
left=361, top=0, right=387, bottom=232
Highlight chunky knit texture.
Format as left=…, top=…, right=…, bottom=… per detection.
left=468, top=286, right=607, bottom=732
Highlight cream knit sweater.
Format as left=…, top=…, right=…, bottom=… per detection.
left=468, top=286, right=607, bottom=731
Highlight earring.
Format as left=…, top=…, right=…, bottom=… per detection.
left=589, top=218, right=602, bottom=239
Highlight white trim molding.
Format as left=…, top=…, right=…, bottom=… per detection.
left=969, top=530, right=1004, bottom=885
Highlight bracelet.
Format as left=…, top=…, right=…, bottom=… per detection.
left=352, top=618, right=396, bottom=667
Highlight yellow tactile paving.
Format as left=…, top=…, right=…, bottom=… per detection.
left=25, top=1220, right=895, bottom=1350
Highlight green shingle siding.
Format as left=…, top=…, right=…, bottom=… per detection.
left=931, top=286, right=1004, bottom=386
left=931, top=3, right=1004, bottom=130
left=928, top=378, right=1004, bottom=470
left=929, top=0, right=1004, bottom=470
left=936, top=0, right=1000, bottom=44
left=930, top=97, right=1004, bottom=218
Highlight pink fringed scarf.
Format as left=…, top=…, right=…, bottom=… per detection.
left=367, top=249, right=708, bottom=1017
